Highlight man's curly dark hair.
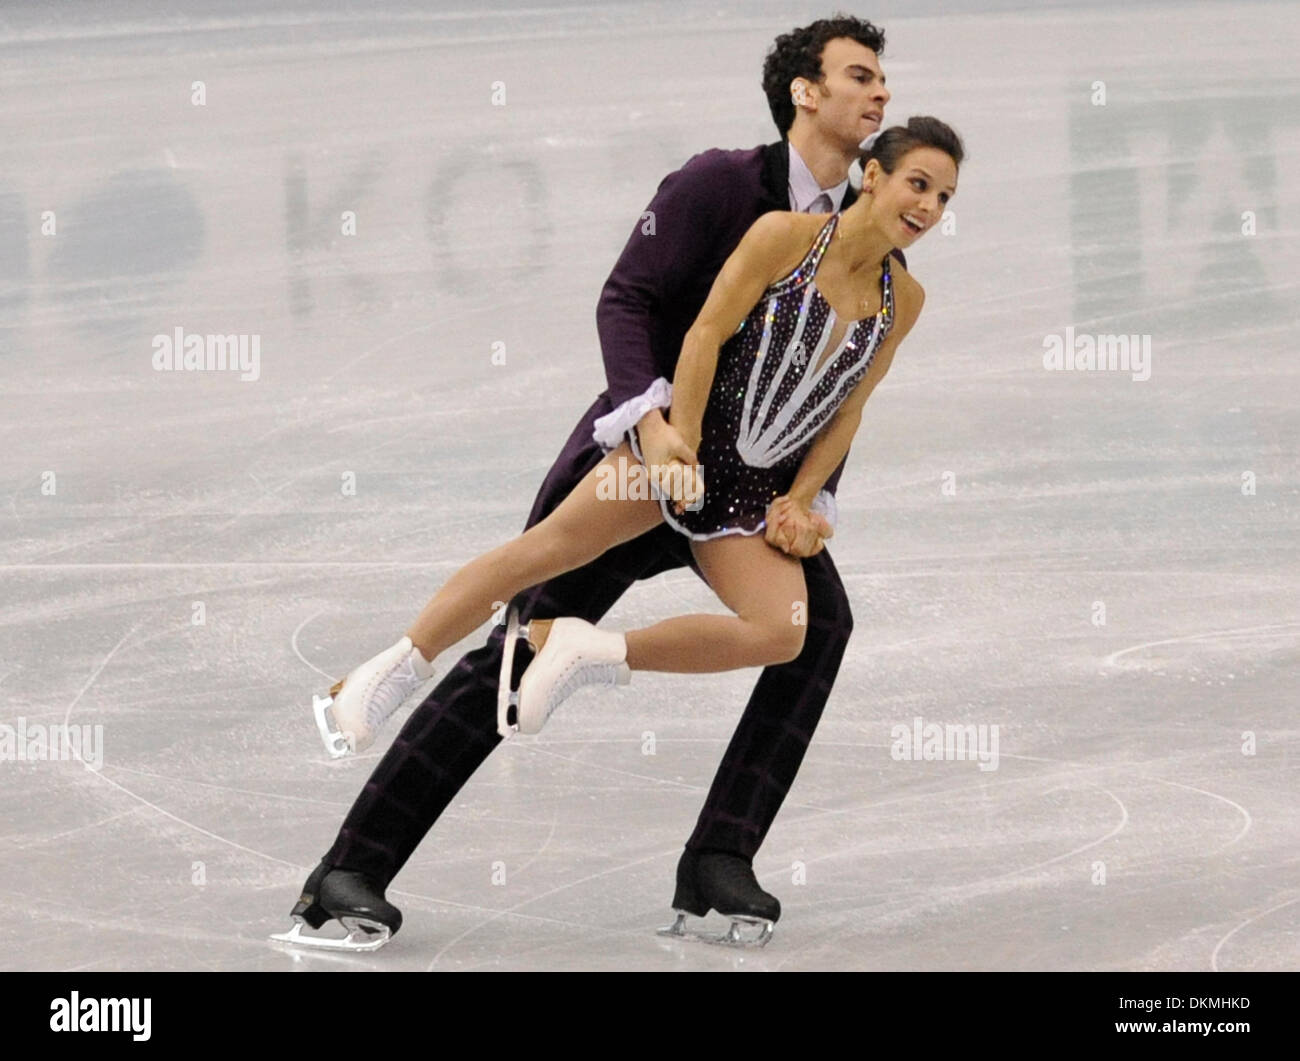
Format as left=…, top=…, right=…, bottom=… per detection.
left=762, top=15, right=887, bottom=137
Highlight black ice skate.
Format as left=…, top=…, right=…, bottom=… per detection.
left=269, top=863, right=402, bottom=953
left=657, top=850, right=780, bottom=947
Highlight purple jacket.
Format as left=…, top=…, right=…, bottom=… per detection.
left=597, top=142, right=799, bottom=404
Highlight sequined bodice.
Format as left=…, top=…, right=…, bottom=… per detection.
left=717, top=212, right=893, bottom=469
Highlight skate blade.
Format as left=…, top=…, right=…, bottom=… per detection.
left=656, top=910, right=774, bottom=948
left=269, top=917, right=391, bottom=953
left=312, top=693, right=353, bottom=759
left=496, top=604, right=528, bottom=739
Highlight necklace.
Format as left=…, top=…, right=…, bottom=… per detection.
left=829, top=216, right=890, bottom=319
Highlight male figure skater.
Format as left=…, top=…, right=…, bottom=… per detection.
left=278, top=15, right=896, bottom=951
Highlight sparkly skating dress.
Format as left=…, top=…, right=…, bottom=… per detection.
left=628, top=212, right=895, bottom=541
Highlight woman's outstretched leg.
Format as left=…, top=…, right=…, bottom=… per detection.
left=318, top=441, right=663, bottom=755
left=403, top=440, right=663, bottom=661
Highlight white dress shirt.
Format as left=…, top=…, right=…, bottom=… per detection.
left=787, top=140, right=849, bottom=214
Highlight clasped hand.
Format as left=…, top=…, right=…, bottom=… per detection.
left=763, top=494, right=833, bottom=558
left=638, top=417, right=831, bottom=558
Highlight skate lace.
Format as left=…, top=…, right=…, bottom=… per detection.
left=364, top=655, right=424, bottom=728
left=545, top=661, right=620, bottom=722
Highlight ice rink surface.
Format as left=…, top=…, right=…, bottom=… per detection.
left=1, top=0, right=1297, bottom=971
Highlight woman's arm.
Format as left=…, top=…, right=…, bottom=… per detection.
left=786, top=273, right=925, bottom=509
left=668, top=212, right=810, bottom=450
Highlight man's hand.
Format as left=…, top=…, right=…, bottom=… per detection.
left=637, top=411, right=704, bottom=514
left=765, top=495, right=833, bottom=557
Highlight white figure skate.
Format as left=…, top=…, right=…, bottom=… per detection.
left=312, top=636, right=436, bottom=758
left=497, top=610, right=629, bottom=737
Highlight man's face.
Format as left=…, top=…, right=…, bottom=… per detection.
left=804, top=38, right=891, bottom=149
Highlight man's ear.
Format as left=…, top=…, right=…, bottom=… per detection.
left=790, top=79, right=814, bottom=108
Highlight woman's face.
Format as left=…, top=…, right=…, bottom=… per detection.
left=865, top=146, right=958, bottom=246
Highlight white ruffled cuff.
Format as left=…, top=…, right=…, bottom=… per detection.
left=593, top=377, right=673, bottom=452
left=810, top=490, right=838, bottom=530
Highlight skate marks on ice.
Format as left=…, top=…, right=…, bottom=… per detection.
left=518, top=739, right=833, bottom=813
left=0, top=618, right=630, bottom=969
left=4, top=752, right=641, bottom=972
left=1101, top=620, right=1300, bottom=677
left=395, top=740, right=1255, bottom=970
left=761, top=749, right=1270, bottom=971
left=3, top=652, right=1285, bottom=970
left=5, top=550, right=1289, bottom=969
left=276, top=572, right=1289, bottom=967
left=1210, top=895, right=1300, bottom=973
left=11, top=637, right=746, bottom=970
left=422, top=849, right=679, bottom=971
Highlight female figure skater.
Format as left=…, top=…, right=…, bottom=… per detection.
left=318, top=117, right=961, bottom=767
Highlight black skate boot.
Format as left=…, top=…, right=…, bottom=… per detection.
left=658, top=849, right=779, bottom=947
left=270, top=862, right=402, bottom=953
left=668, top=848, right=710, bottom=918
left=287, top=860, right=331, bottom=929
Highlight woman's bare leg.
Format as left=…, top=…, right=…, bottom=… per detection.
left=615, top=532, right=808, bottom=673
left=404, top=442, right=662, bottom=660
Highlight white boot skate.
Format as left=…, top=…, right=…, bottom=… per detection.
left=511, top=617, right=630, bottom=735
left=312, top=636, right=436, bottom=758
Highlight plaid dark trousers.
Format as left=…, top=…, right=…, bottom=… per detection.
left=323, top=399, right=854, bottom=885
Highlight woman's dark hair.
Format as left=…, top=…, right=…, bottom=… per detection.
left=762, top=15, right=887, bottom=137
left=864, top=116, right=966, bottom=173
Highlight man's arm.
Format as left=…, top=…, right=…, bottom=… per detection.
left=594, top=151, right=742, bottom=419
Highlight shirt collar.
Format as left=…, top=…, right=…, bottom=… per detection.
left=787, top=141, right=849, bottom=212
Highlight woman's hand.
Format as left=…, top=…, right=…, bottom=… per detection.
left=765, top=495, right=833, bottom=557
left=638, top=413, right=704, bottom=514
left=666, top=458, right=705, bottom=515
